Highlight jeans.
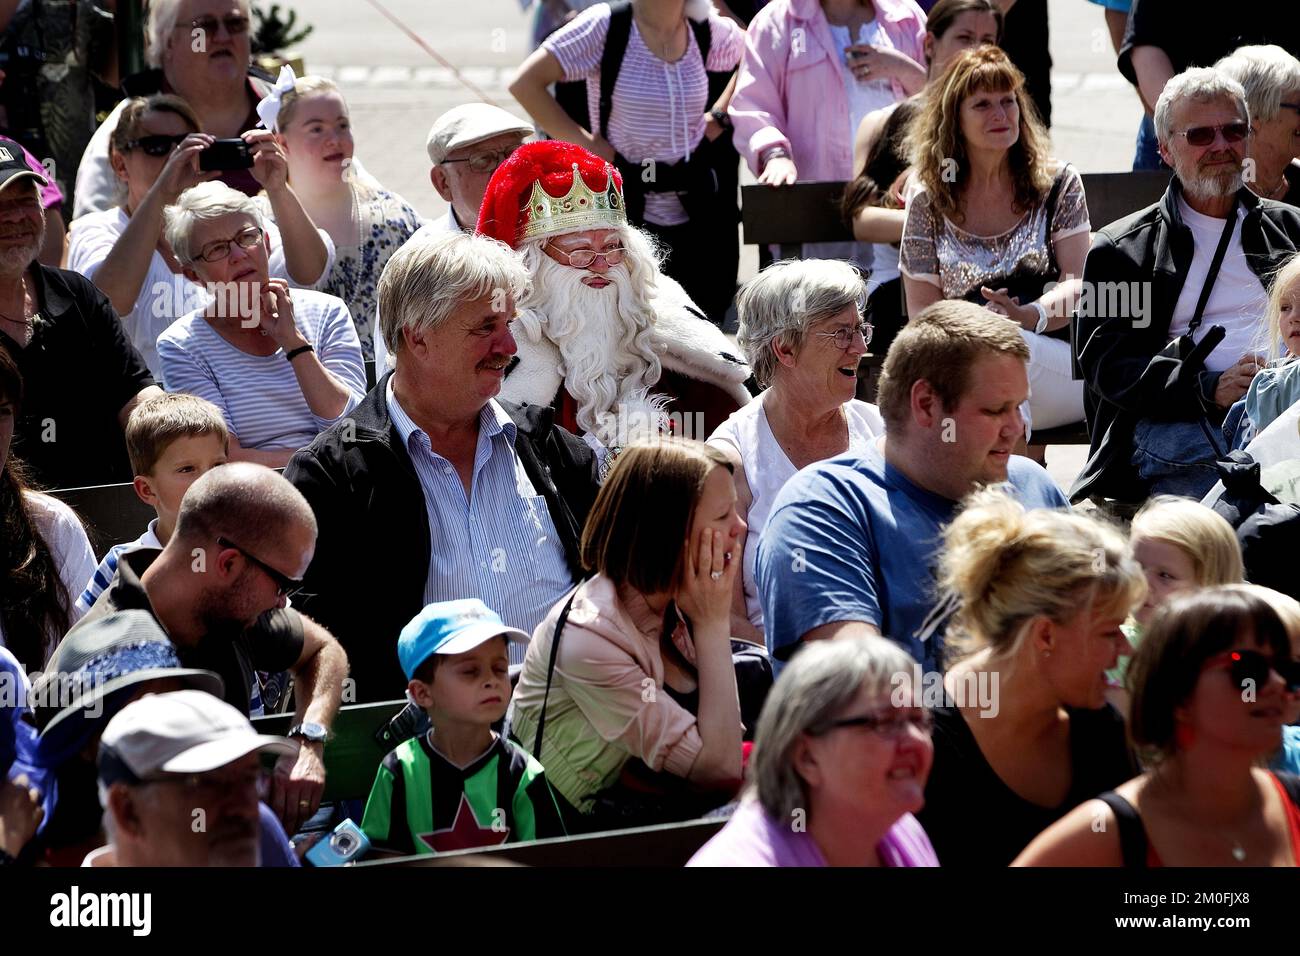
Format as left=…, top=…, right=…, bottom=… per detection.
left=1133, top=114, right=1165, bottom=172
left=1132, top=417, right=1223, bottom=499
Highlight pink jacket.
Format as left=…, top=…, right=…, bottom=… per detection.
left=507, top=575, right=705, bottom=813
left=729, top=0, right=927, bottom=179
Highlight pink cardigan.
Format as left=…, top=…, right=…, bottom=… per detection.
left=507, top=576, right=705, bottom=813
left=729, top=0, right=927, bottom=179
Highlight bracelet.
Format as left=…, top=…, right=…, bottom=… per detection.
left=761, top=146, right=790, bottom=169
left=285, top=344, right=314, bottom=362
left=709, top=108, right=732, bottom=131
left=1030, top=302, right=1049, bottom=335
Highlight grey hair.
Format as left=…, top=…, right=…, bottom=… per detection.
left=146, top=0, right=251, bottom=69
left=1154, top=67, right=1250, bottom=145
left=377, top=230, right=530, bottom=357
left=735, top=258, right=867, bottom=388
left=1215, top=45, right=1300, bottom=126
left=163, top=181, right=264, bottom=265
left=750, top=635, right=918, bottom=823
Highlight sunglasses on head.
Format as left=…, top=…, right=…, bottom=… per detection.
left=124, top=134, right=188, bottom=157
left=1205, top=648, right=1300, bottom=694
left=1176, top=122, right=1250, bottom=147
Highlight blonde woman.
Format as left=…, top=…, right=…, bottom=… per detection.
left=917, top=488, right=1146, bottom=866
left=263, top=74, right=424, bottom=361
left=901, top=45, right=1088, bottom=431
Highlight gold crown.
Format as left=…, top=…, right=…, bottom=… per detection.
left=521, top=162, right=626, bottom=241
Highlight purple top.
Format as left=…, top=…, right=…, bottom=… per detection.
left=687, top=798, right=940, bottom=867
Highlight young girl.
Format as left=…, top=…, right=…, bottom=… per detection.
left=265, top=73, right=424, bottom=362
left=1240, top=252, right=1300, bottom=440
left=1106, top=496, right=1245, bottom=713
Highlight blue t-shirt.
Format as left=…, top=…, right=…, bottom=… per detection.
left=1271, top=726, right=1300, bottom=776
left=755, top=446, right=1069, bottom=671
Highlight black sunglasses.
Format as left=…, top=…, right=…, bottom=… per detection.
left=217, top=536, right=303, bottom=597
left=124, top=134, right=188, bottom=157
left=1176, top=122, right=1250, bottom=147
left=1207, top=649, right=1300, bottom=694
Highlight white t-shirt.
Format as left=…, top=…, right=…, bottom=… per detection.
left=1168, top=196, right=1270, bottom=373
left=0, top=493, right=96, bottom=666
left=707, top=394, right=885, bottom=628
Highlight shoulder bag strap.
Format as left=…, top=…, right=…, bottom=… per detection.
left=598, top=1, right=635, bottom=139
left=532, top=584, right=583, bottom=760
left=1187, top=197, right=1239, bottom=337
left=1096, top=791, right=1150, bottom=869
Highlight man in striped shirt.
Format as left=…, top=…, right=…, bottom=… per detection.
left=285, top=231, right=599, bottom=704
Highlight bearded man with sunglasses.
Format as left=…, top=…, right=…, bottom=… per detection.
left=1074, top=68, right=1300, bottom=507
left=74, top=462, right=349, bottom=834
left=476, top=141, right=753, bottom=460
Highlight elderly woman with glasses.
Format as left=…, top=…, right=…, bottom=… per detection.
left=707, top=259, right=883, bottom=644
left=688, top=634, right=939, bottom=867
left=67, top=94, right=333, bottom=378
left=155, top=182, right=366, bottom=469
left=1215, top=45, right=1300, bottom=207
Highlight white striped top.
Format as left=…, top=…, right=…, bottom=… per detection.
left=157, top=289, right=366, bottom=451
left=544, top=3, right=743, bottom=226
left=386, top=383, right=575, bottom=666
left=67, top=207, right=336, bottom=379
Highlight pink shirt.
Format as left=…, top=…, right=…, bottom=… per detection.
left=729, top=0, right=927, bottom=180
left=544, top=3, right=744, bottom=226
left=687, top=798, right=940, bottom=867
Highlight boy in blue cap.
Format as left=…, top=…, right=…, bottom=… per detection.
left=361, top=599, right=566, bottom=855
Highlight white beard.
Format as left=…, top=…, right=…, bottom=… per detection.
left=515, top=242, right=669, bottom=449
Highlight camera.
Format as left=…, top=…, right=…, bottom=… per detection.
left=304, top=819, right=371, bottom=867
left=199, top=138, right=254, bottom=171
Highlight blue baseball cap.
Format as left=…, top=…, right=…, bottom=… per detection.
left=398, top=599, right=530, bottom=681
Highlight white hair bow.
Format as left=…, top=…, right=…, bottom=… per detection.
left=256, top=64, right=298, bottom=133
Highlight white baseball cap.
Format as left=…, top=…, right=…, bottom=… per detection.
left=426, top=104, right=533, bottom=165
left=97, top=689, right=296, bottom=785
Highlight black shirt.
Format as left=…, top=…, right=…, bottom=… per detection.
left=1119, top=0, right=1300, bottom=87
left=75, top=548, right=305, bottom=714
left=0, top=264, right=154, bottom=488
left=917, top=704, right=1136, bottom=867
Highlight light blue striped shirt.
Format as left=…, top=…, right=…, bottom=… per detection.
left=386, top=382, right=575, bottom=665
left=157, top=289, right=366, bottom=451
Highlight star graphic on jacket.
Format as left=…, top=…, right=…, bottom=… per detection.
left=418, top=794, right=510, bottom=852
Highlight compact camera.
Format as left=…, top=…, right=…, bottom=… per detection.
left=304, top=819, right=371, bottom=867
left=199, top=138, right=254, bottom=171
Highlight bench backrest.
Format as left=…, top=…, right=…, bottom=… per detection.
left=361, top=815, right=726, bottom=867
left=252, top=698, right=408, bottom=804
left=740, top=171, right=1172, bottom=253
left=51, top=481, right=155, bottom=561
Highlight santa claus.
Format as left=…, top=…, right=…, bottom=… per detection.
left=475, top=141, right=752, bottom=453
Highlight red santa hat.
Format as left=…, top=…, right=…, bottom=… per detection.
left=476, top=140, right=626, bottom=249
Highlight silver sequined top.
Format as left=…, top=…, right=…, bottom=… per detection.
left=900, top=166, right=1090, bottom=300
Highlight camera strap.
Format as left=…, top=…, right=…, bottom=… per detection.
left=532, top=582, right=583, bottom=761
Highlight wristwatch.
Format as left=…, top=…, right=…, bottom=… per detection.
left=708, top=108, right=732, bottom=131
left=288, top=721, right=329, bottom=744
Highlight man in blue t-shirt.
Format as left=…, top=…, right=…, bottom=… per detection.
left=756, top=301, right=1070, bottom=672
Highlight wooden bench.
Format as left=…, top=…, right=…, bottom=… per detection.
left=51, top=481, right=155, bottom=561
left=253, top=698, right=408, bottom=804
left=360, top=815, right=727, bottom=868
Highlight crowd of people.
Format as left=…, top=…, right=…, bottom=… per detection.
left=1, top=0, right=1300, bottom=870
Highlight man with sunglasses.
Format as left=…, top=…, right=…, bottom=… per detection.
left=75, top=462, right=349, bottom=835
left=1074, top=67, right=1300, bottom=507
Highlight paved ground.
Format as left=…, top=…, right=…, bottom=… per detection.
left=290, top=0, right=1142, bottom=488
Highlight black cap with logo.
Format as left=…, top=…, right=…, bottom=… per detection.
left=0, top=136, right=48, bottom=192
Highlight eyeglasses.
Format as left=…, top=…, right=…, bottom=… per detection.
left=1280, top=103, right=1300, bottom=115
left=546, top=242, right=627, bottom=269
left=1205, top=649, right=1300, bottom=694
left=217, top=535, right=303, bottom=598
left=122, top=133, right=189, bottom=157
left=813, top=321, right=873, bottom=350
left=150, top=767, right=270, bottom=801
left=181, top=14, right=251, bottom=37
left=440, top=146, right=519, bottom=174
left=197, top=226, right=263, bottom=264
left=812, top=708, right=934, bottom=739
left=1175, top=122, right=1250, bottom=147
